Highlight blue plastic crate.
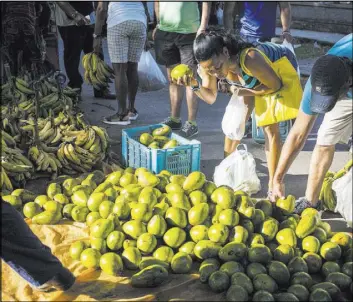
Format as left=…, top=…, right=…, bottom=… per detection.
left=122, top=124, right=201, bottom=175
left=251, top=112, right=293, bottom=144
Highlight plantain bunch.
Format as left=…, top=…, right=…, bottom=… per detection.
left=82, top=52, right=114, bottom=91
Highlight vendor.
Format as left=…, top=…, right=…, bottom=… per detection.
left=174, top=28, right=301, bottom=200
left=272, top=34, right=352, bottom=214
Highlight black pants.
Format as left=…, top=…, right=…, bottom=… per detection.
left=58, top=25, right=103, bottom=93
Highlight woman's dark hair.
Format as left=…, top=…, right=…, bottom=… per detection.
left=193, top=27, right=254, bottom=63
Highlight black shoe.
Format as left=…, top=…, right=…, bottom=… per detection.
left=181, top=121, right=199, bottom=138
left=161, top=117, right=182, bottom=130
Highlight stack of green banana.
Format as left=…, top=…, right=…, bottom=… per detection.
left=57, top=126, right=110, bottom=175
left=82, top=52, right=114, bottom=91
left=320, top=159, right=353, bottom=211
left=28, top=145, right=63, bottom=174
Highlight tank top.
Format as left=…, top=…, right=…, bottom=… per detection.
left=107, top=2, right=146, bottom=29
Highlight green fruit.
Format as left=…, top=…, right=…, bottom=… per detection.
left=220, top=261, right=244, bottom=277
left=182, top=171, right=206, bottom=192
left=122, top=247, right=141, bottom=270
left=240, top=219, right=254, bottom=234
left=275, top=195, right=295, bottom=215
left=291, top=271, right=313, bottom=288
left=138, top=171, right=160, bottom=188
left=287, top=284, right=310, bottom=302
left=169, top=175, right=186, bottom=186
left=246, top=263, right=267, bottom=280
left=194, top=240, right=221, bottom=260
left=163, top=227, right=186, bottom=248
left=253, top=274, right=278, bottom=293
left=309, top=288, right=332, bottom=302
left=342, top=262, right=353, bottom=277
left=312, top=227, right=327, bottom=244
left=80, top=248, right=101, bottom=269
left=81, top=178, right=97, bottom=190
left=310, top=282, right=340, bottom=299
left=322, top=261, right=341, bottom=278
left=62, top=178, right=81, bottom=196
left=104, top=187, right=117, bottom=203
left=279, top=216, right=298, bottom=231
left=179, top=241, right=196, bottom=259
left=170, top=64, right=192, bottom=80
left=86, top=212, right=101, bottom=226
left=138, top=187, right=158, bottom=207
left=153, top=200, right=170, bottom=216
left=252, top=209, right=266, bottom=226
left=273, top=293, right=299, bottom=302
left=288, top=256, right=309, bottom=274
left=248, top=233, right=265, bottom=246
left=171, top=252, right=192, bottom=274
left=47, top=183, right=62, bottom=199
left=190, top=225, right=209, bottom=243
left=71, top=206, right=89, bottom=222
left=62, top=204, right=76, bottom=219
left=90, top=237, right=107, bottom=254
left=208, top=271, right=230, bottom=293
left=344, top=248, right=353, bottom=263
left=119, top=173, right=138, bottom=188
left=153, top=246, right=174, bottom=263
left=90, top=218, right=114, bottom=239
left=326, top=272, right=351, bottom=291
left=330, top=232, right=353, bottom=251
left=98, top=200, right=114, bottom=219
left=112, top=201, right=130, bottom=220
left=199, top=258, right=220, bottom=283
left=211, top=187, right=235, bottom=209
left=69, top=241, right=88, bottom=260
left=32, top=210, right=61, bottom=225
left=147, top=214, right=167, bottom=237
left=34, top=195, right=50, bottom=207
left=165, top=207, right=187, bottom=228
left=230, top=272, right=253, bottom=294
left=219, top=242, right=247, bottom=262
left=276, top=228, right=297, bottom=247
left=100, top=252, right=123, bottom=276
left=248, top=244, right=272, bottom=264
left=137, top=233, right=157, bottom=254
left=320, top=242, right=342, bottom=261
left=155, top=175, right=168, bottom=192
left=302, top=236, right=321, bottom=253
left=268, top=261, right=290, bottom=286
left=72, top=184, right=92, bottom=195
left=167, top=192, right=191, bottom=211
left=294, top=247, right=304, bottom=258
left=148, top=141, right=159, bottom=149
left=295, top=215, right=318, bottom=239
left=230, top=225, right=249, bottom=244
left=203, top=181, right=217, bottom=197
left=255, top=199, right=273, bottom=217
left=86, top=192, right=105, bottom=212
left=267, top=242, right=279, bottom=254
left=140, top=133, right=154, bottom=146
left=53, top=193, right=69, bottom=205
left=303, top=252, right=323, bottom=274
left=218, top=209, right=239, bottom=227
left=165, top=183, right=184, bottom=194
left=3, top=195, right=22, bottom=208
left=106, top=230, right=125, bottom=251
left=43, top=200, right=62, bottom=212
left=252, top=290, right=275, bottom=302
left=189, top=190, right=207, bottom=206
left=105, top=171, right=123, bottom=185
left=131, top=264, right=168, bottom=288
left=163, top=139, right=178, bottom=149
left=121, top=184, right=142, bottom=202
left=226, top=285, right=249, bottom=302
left=139, top=257, right=169, bottom=270
left=71, top=189, right=89, bottom=207
left=208, top=223, right=229, bottom=244
left=260, top=218, right=279, bottom=242
left=273, top=244, right=294, bottom=264
left=23, top=202, right=42, bottom=218
left=123, top=220, right=147, bottom=240
left=107, top=213, right=121, bottom=229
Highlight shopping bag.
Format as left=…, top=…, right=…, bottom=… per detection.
left=221, top=93, right=246, bottom=141
left=213, top=144, right=261, bottom=195
left=138, top=51, right=167, bottom=92
left=332, top=168, right=352, bottom=227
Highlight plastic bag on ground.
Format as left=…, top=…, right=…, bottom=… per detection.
left=138, top=51, right=167, bottom=92
left=282, top=39, right=301, bottom=78
left=221, top=93, right=247, bottom=141
left=332, top=167, right=352, bottom=227
left=213, top=144, right=261, bottom=195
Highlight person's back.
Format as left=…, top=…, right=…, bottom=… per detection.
left=107, top=2, right=146, bottom=29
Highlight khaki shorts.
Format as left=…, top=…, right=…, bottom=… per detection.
left=317, top=97, right=352, bottom=146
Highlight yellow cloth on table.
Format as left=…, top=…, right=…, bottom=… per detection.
left=1, top=221, right=223, bottom=301
left=240, top=47, right=303, bottom=127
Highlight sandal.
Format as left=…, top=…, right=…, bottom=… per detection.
left=103, top=113, right=131, bottom=125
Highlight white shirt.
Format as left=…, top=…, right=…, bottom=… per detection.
left=107, top=2, right=147, bottom=29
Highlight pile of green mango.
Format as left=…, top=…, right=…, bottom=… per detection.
left=139, top=125, right=179, bottom=149
left=4, top=165, right=353, bottom=299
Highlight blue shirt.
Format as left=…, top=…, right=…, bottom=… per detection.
left=240, top=2, right=278, bottom=39
left=301, top=33, right=353, bottom=115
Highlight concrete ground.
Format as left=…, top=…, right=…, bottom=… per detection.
left=57, top=37, right=352, bottom=232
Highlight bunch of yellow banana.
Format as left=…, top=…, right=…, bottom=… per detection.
left=82, top=52, right=114, bottom=91
left=28, top=145, right=62, bottom=174
left=320, top=159, right=353, bottom=211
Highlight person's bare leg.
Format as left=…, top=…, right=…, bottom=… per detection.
left=112, top=63, right=128, bottom=114
left=224, top=96, right=255, bottom=157
left=305, top=144, right=335, bottom=206
left=186, top=86, right=198, bottom=122
left=263, top=123, right=282, bottom=191
left=126, top=62, right=139, bottom=111
left=167, top=66, right=184, bottom=119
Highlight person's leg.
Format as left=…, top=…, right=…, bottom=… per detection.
left=154, top=29, right=183, bottom=129
left=263, top=122, right=282, bottom=194
left=224, top=96, right=255, bottom=157
left=1, top=201, right=75, bottom=291
left=126, top=21, right=147, bottom=119
left=58, top=26, right=85, bottom=90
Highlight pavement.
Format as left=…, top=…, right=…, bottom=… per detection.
left=55, top=33, right=352, bottom=232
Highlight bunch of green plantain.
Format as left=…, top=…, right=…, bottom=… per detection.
left=28, top=145, right=63, bottom=174
left=82, top=52, right=114, bottom=91
left=57, top=125, right=110, bottom=175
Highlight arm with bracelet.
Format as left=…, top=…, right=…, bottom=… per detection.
left=56, top=2, right=89, bottom=26
left=93, top=1, right=108, bottom=53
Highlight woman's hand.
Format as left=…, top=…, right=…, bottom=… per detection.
left=272, top=181, right=286, bottom=202
left=172, top=75, right=198, bottom=87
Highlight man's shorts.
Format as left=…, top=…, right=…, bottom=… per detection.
left=107, top=20, right=146, bottom=64
left=154, top=29, right=197, bottom=68
left=317, top=97, right=352, bottom=145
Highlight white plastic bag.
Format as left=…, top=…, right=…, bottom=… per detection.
left=332, top=168, right=352, bottom=227
left=282, top=39, right=301, bottom=78
left=138, top=51, right=167, bottom=92
left=222, top=93, right=247, bottom=141
left=213, top=144, right=261, bottom=195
